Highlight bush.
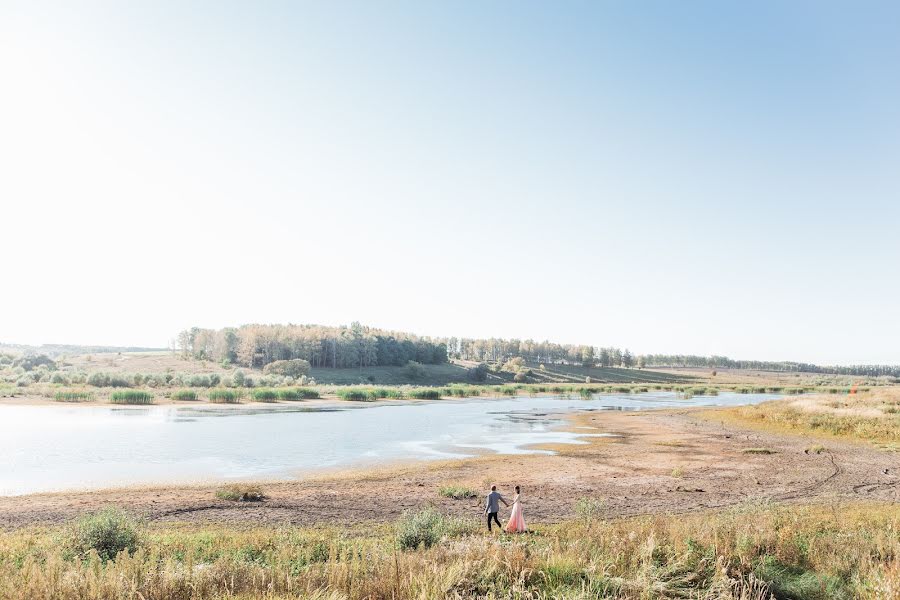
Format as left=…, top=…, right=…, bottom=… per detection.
left=404, top=361, right=426, bottom=381
left=64, top=508, right=141, bottom=562
left=469, top=363, right=489, bottom=382
left=109, top=390, right=153, bottom=405
left=439, top=485, right=476, bottom=499
left=575, top=497, right=605, bottom=527
left=263, top=359, right=311, bottom=379
left=252, top=389, right=278, bottom=402
left=188, top=374, right=211, bottom=388
left=395, top=508, right=446, bottom=550
left=502, top=357, right=526, bottom=373
left=209, top=389, right=242, bottom=403
left=170, top=389, right=198, bottom=401
left=215, top=484, right=264, bottom=502
left=409, top=389, right=441, bottom=400
left=231, top=369, right=245, bottom=387
left=50, top=372, right=69, bottom=385
left=513, top=371, right=527, bottom=383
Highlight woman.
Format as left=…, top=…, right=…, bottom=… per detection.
left=505, top=485, right=527, bottom=533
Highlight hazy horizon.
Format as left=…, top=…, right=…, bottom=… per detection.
left=2, top=1, right=898, bottom=364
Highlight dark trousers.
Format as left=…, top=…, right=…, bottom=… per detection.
left=487, top=511, right=501, bottom=531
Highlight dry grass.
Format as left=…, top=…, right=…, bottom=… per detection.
left=707, top=387, right=900, bottom=446
left=0, top=502, right=896, bottom=599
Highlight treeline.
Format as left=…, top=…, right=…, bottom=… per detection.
left=175, top=322, right=900, bottom=377
left=443, top=338, right=630, bottom=367
left=639, top=355, right=900, bottom=377
left=177, top=323, right=447, bottom=369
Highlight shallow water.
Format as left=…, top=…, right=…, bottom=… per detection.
left=0, top=392, right=777, bottom=495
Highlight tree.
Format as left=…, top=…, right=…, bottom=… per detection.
left=581, top=346, right=595, bottom=367
left=622, top=349, right=634, bottom=368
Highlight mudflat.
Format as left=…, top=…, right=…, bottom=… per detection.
left=2, top=408, right=897, bottom=530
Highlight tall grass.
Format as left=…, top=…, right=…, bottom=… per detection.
left=108, top=390, right=153, bottom=405
left=208, top=389, right=242, bottom=404
left=408, top=389, right=442, bottom=400
left=715, top=388, right=900, bottom=444
left=0, top=502, right=896, bottom=599
left=170, top=389, right=198, bottom=401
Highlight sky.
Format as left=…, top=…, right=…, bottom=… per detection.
left=1, top=1, right=898, bottom=365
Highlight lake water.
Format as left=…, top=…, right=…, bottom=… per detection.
left=0, top=391, right=777, bottom=496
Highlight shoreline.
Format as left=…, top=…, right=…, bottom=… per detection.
left=3, top=406, right=898, bottom=530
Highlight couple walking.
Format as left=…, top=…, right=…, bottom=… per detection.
left=484, top=485, right=526, bottom=533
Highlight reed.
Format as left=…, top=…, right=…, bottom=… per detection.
left=408, top=389, right=442, bottom=400
left=337, top=388, right=373, bottom=401
left=251, top=389, right=278, bottom=402
left=108, top=390, right=153, bottom=405
left=170, top=389, right=198, bottom=401
left=208, top=389, right=242, bottom=403
left=54, top=390, right=94, bottom=402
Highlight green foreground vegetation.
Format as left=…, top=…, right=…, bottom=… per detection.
left=1, top=502, right=896, bottom=599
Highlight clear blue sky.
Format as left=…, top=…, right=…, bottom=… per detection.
left=2, top=1, right=898, bottom=364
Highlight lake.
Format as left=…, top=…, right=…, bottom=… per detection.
left=0, top=391, right=777, bottom=496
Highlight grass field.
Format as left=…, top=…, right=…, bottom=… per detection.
left=1, top=502, right=896, bottom=599
left=706, top=387, right=900, bottom=446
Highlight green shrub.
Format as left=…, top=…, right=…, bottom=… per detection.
left=409, top=389, right=441, bottom=400
left=64, top=508, right=141, bottom=562
left=170, top=389, right=198, bottom=401
left=109, top=390, right=153, bottom=405
left=54, top=390, right=94, bottom=402
left=209, top=389, right=242, bottom=403
left=252, top=389, right=278, bottom=402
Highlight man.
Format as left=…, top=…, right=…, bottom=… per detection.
left=484, top=485, right=509, bottom=532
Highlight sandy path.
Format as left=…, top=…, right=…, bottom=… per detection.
left=2, top=409, right=898, bottom=529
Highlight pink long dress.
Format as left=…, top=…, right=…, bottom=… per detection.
left=506, top=494, right=526, bottom=533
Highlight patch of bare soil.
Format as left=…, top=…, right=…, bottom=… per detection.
left=1, top=409, right=897, bottom=529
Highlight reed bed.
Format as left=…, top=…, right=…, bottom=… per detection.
left=275, top=387, right=320, bottom=400
left=170, top=389, right=198, bottom=401
left=54, top=390, right=94, bottom=402
left=0, top=502, right=896, bottom=599
left=208, top=389, right=243, bottom=404
left=108, top=390, right=153, bottom=405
